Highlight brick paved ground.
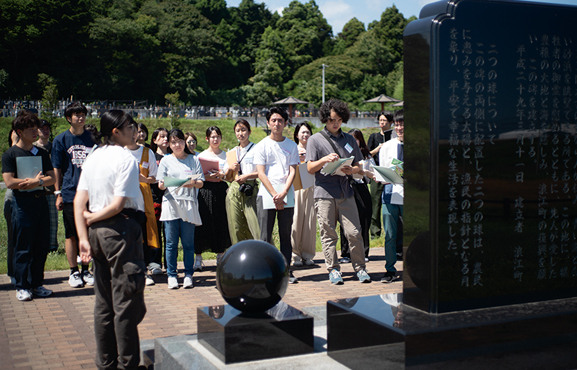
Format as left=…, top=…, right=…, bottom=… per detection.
left=0, top=248, right=402, bottom=370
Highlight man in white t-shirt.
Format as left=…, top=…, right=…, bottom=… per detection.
left=253, top=107, right=300, bottom=284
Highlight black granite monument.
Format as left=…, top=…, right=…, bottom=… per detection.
left=197, top=240, right=314, bottom=364
left=327, top=1, right=577, bottom=367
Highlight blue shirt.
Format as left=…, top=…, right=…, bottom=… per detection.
left=51, top=130, right=95, bottom=203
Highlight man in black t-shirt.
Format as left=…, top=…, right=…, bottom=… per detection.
left=2, top=111, right=56, bottom=301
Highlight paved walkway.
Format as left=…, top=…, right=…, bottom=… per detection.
left=0, top=249, right=402, bottom=370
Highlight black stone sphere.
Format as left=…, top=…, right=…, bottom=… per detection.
left=216, top=240, right=289, bottom=313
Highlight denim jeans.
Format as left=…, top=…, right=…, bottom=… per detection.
left=382, top=203, right=403, bottom=273
left=164, top=219, right=195, bottom=277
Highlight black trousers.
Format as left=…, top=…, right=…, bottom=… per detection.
left=340, top=182, right=372, bottom=258
left=257, top=196, right=294, bottom=267
left=89, top=214, right=146, bottom=370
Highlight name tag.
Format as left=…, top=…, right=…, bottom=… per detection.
left=185, top=169, right=195, bottom=176
left=142, top=162, right=149, bottom=169
left=30, top=146, right=39, bottom=155
left=344, top=143, right=353, bottom=153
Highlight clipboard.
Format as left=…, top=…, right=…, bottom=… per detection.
left=320, top=157, right=354, bottom=176
left=261, top=184, right=295, bottom=209
left=293, top=163, right=315, bottom=191
left=225, top=149, right=238, bottom=182
left=16, top=156, right=43, bottom=192
left=199, top=157, right=220, bottom=182
left=371, top=165, right=404, bottom=184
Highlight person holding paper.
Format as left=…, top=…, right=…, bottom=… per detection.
left=2, top=110, right=55, bottom=301
left=305, top=98, right=371, bottom=284
left=195, top=126, right=231, bottom=269
left=254, top=107, right=299, bottom=284
left=74, top=110, right=146, bottom=370
left=225, top=119, right=260, bottom=245
left=290, top=121, right=317, bottom=267
left=378, top=110, right=404, bottom=283
left=125, top=119, right=160, bottom=286
left=157, top=129, right=204, bottom=289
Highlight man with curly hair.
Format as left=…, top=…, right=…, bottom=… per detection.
left=305, top=99, right=371, bottom=284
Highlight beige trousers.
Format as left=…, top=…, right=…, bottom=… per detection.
left=315, top=196, right=366, bottom=272
left=291, top=187, right=317, bottom=262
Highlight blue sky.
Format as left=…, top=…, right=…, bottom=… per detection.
left=225, top=0, right=577, bottom=35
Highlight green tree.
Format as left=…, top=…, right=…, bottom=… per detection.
left=165, top=91, right=182, bottom=129
left=369, top=5, right=409, bottom=64
left=338, top=17, right=365, bottom=49
left=190, top=0, right=229, bottom=25
left=38, top=73, right=59, bottom=126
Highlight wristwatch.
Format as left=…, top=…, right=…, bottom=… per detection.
left=38, top=179, right=44, bottom=186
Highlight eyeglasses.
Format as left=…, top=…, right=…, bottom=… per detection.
left=187, top=140, right=197, bottom=145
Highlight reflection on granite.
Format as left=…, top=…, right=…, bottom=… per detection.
left=328, top=294, right=577, bottom=368
left=197, top=301, right=313, bottom=364
left=404, top=0, right=577, bottom=314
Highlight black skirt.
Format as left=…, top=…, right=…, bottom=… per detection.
left=195, top=181, right=231, bottom=254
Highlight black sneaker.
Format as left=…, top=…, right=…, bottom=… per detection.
left=289, top=270, right=298, bottom=284
left=396, top=252, right=403, bottom=261
left=381, top=271, right=400, bottom=283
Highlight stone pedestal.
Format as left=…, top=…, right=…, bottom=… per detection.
left=327, top=294, right=577, bottom=368
left=197, top=302, right=314, bottom=364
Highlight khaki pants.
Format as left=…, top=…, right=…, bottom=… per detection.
left=291, top=187, right=317, bottom=262
left=315, top=196, right=366, bottom=272
left=225, top=181, right=260, bottom=245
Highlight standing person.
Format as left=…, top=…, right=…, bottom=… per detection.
left=225, top=119, right=260, bottom=245
left=4, top=129, right=19, bottom=285
left=254, top=107, right=299, bottom=284
left=195, top=126, right=231, bottom=269
left=290, top=121, right=317, bottom=267
left=367, top=112, right=394, bottom=240
left=339, top=129, right=374, bottom=262
left=34, top=119, right=58, bottom=252
left=52, top=102, right=95, bottom=288
left=2, top=111, right=55, bottom=301
left=157, top=129, right=204, bottom=289
left=305, top=98, right=371, bottom=284
left=185, top=132, right=199, bottom=155
left=74, top=110, right=147, bottom=370
left=148, top=128, right=169, bottom=274
left=125, top=121, right=160, bottom=286
left=136, top=122, right=149, bottom=147
left=379, top=110, right=404, bottom=283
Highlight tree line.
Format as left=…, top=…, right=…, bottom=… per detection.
left=0, top=0, right=414, bottom=109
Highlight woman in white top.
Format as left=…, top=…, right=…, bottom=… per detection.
left=225, top=119, right=260, bottom=245
left=74, top=110, right=146, bottom=369
left=290, top=122, right=317, bottom=267
left=157, top=129, right=204, bottom=289
left=195, top=126, right=231, bottom=269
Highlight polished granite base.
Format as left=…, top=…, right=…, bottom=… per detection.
left=197, top=302, right=314, bottom=364
left=327, top=294, right=577, bottom=368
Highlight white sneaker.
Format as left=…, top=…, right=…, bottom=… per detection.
left=304, top=258, right=315, bottom=266
left=32, top=286, right=53, bottom=297
left=69, top=272, right=84, bottom=288
left=183, top=275, right=193, bottom=289
left=81, top=270, right=94, bottom=286
left=193, top=257, right=203, bottom=271
left=168, top=276, right=179, bottom=289
left=16, top=289, right=33, bottom=301
left=293, top=260, right=303, bottom=267
left=145, top=275, right=155, bottom=286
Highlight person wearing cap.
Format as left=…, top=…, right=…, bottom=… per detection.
left=34, top=119, right=58, bottom=252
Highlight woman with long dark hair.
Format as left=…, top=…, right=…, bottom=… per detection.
left=290, top=121, right=317, bottom=266
left=74, top=110, right=146, bottom=369
left=225, top=119, right=260, bottom=245
left=195, top=126, right=231, bottom=269
left=148, top=128, right=169, bottom=274
left=157, top=129, right=204, bottom=289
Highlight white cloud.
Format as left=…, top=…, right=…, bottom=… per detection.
left=319, top=0, right=354, bottom=34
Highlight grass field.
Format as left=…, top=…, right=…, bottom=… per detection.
left=0, top=117, right=392, bottom=275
